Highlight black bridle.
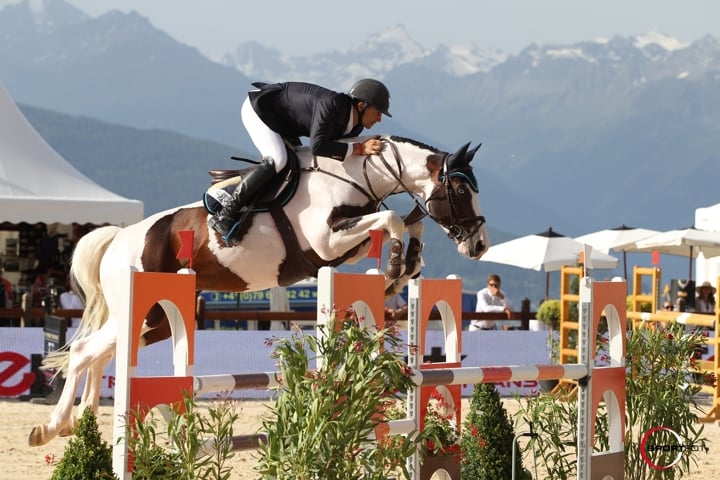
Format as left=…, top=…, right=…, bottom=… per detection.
left=375, top=141, right=486, bottom=243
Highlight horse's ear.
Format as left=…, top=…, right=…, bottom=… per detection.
left=467, top=143, right=482, bottom=161
left=447, top=142, right=471, bottom=168
left=453, top=142, right=471, bottom=159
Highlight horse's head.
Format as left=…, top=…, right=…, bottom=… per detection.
left=426, top=142, right=489, bottom=259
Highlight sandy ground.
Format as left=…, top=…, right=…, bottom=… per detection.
left=1, top=396, right=719, bottom=479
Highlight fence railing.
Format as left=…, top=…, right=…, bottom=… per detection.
left=0, top=296, right=537, bottom=330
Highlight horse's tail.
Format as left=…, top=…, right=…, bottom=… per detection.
left=42, top=225, right=121, bottom=375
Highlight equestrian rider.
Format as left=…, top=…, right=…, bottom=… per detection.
left=209, top=79, right=393, bottom=241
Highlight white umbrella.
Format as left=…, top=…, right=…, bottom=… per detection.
left=480, top=227, right=619, bottom=298
left=631, top=227, right=720, bottom=280
left=575, top=224, right=660, bottom=280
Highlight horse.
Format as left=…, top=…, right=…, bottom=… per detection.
left=28, top=134, right=489, bottom=446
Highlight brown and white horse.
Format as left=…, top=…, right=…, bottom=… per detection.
left=28, top=134, right=489, bottom=446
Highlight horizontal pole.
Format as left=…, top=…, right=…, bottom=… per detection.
left=230, top=433, right=269, bottom=451
left=628, top=311, right=716, bottom=328
left=411, top=364, right=588, bottom=387
left=194, top=373, right=279, bottom=394
left=194, top=364, right=588, bottom=394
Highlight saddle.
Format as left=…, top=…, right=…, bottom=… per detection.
left=203, top=148, right=300, bottom=216
left=203, top=149, right=325, bottom=285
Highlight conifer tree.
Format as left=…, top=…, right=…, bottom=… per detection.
left=461, top=383, right=530, bottom=479
left=50, top=407, right=117, bottom=480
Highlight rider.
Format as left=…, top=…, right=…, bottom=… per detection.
left=209, top=79, right=393, bottom=242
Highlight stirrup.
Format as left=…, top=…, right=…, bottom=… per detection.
left=221, top=207, right=252, bottom=247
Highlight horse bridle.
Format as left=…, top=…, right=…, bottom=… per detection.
left=374, top=140, right=486, bottom=243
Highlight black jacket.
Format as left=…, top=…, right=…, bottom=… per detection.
left=249, top=82, right=364, bottom=160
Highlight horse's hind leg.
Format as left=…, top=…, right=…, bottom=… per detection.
left=28, top=323, right=117, bottom=446
left=58, top=354, right=113, bottom=437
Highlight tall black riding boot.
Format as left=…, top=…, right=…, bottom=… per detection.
left=208, top=158, right=276, bottom=243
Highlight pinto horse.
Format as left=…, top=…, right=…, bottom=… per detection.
left=28, top=134, right=489, bottom=446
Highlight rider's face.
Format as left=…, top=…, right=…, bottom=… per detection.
left=360, top=105, right=383, bottom=129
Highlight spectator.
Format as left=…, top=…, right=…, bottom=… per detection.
left=59, top=280, right=84, bottom=326
left=471, top=274, right=512, bottom=331
left=0, top=268, right=14, bottom=326
left=695, top=281, right=716, bottom=314
left=31, top=267, right=49, bottom=308
left=0, top=268, right=13, bottom=306
left=385, top=293, right=408, bottom=323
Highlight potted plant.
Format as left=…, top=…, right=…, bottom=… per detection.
left=536, top=299, right=561, bottom=391
left=424, top=389, right=460, bottom=457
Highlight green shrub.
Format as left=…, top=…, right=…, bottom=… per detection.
left=461, top=383, right=530, bottom=480
left=126, top=391, right=239, bottom=480
left=514, top=322, right=709, bottom=479
left=255, top=311, right=432, bottom=480
left=50, top=407, right=117, bottom=480
left=537, top=300, right=560, bottom=330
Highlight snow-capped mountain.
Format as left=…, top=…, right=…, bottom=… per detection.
left=221, top=25, right=507, bottom=89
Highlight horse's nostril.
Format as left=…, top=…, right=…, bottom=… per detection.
left=475, top=241, right=484, bottom=253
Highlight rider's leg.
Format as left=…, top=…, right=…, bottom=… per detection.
left=208, top=97, right=287, bottom=240
left=208, top=158, right=275, bottom=238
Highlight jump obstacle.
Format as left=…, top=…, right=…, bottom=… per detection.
left=111, top=266, right=627, bottom=480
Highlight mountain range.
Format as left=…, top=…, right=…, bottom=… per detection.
left=2, top=0, right=719, bottom=299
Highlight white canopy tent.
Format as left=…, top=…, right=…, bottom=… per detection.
left=0, top=83, right=143, bottom=225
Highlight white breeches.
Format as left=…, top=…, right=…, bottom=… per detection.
left=241, top=96, right=287, bottom=173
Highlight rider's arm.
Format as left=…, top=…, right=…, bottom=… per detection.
left=308, top=96, right=358, bottom=161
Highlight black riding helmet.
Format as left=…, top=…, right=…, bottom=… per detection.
left=348, top=78, right=392, bottom=117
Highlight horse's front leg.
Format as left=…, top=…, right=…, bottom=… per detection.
left=327, top=210, right=406, bottom=279
left=384, top=221, right=424, bottom=297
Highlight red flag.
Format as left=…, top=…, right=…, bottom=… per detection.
left=177, top=230, right=195, bottom=269
left=651, top=250, right=660, bottom=266
left=367, top=230, right=384, bottom=260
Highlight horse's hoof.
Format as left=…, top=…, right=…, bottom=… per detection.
left=386, top=239, right=404, bottom=279
left=58, top=418, right=78, bottom=437
left=28, top=425, right=49, bottom=446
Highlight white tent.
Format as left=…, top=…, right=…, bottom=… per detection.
left=695, top=203, right=720, bottom=284
left=0, top=83, right=143, bottom=225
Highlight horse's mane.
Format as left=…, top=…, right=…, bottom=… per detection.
left=388, top=135, right=442, bottom=154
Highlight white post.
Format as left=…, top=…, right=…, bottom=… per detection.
left=406, top=278, right=421, bottom=479
left=316, top=267, right=335, bottom=370
left=576, top=277, right=593, bottom=480
left=112, top=267, right=136, bottom=480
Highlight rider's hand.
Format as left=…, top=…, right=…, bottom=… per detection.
left=354, top=138, right=383, bottom=155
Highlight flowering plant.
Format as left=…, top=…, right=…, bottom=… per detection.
left=424, top=389, right=460, bottom=456
left=256, top=308, right=431, bottom=479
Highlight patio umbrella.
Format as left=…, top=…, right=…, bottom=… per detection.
left=479, top=227, right=619, bottom=298
left=631, top=227, right=720, bottom=280
left=575, top=224, right=660, bottom=280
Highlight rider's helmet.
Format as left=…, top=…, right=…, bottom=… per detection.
left=349, top=79, right=392, bottom=117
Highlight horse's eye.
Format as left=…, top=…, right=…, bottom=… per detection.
left=456, top=187, right=465, bottom=195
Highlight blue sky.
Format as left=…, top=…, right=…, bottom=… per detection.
left=3, top=0, right=719, bottom=57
